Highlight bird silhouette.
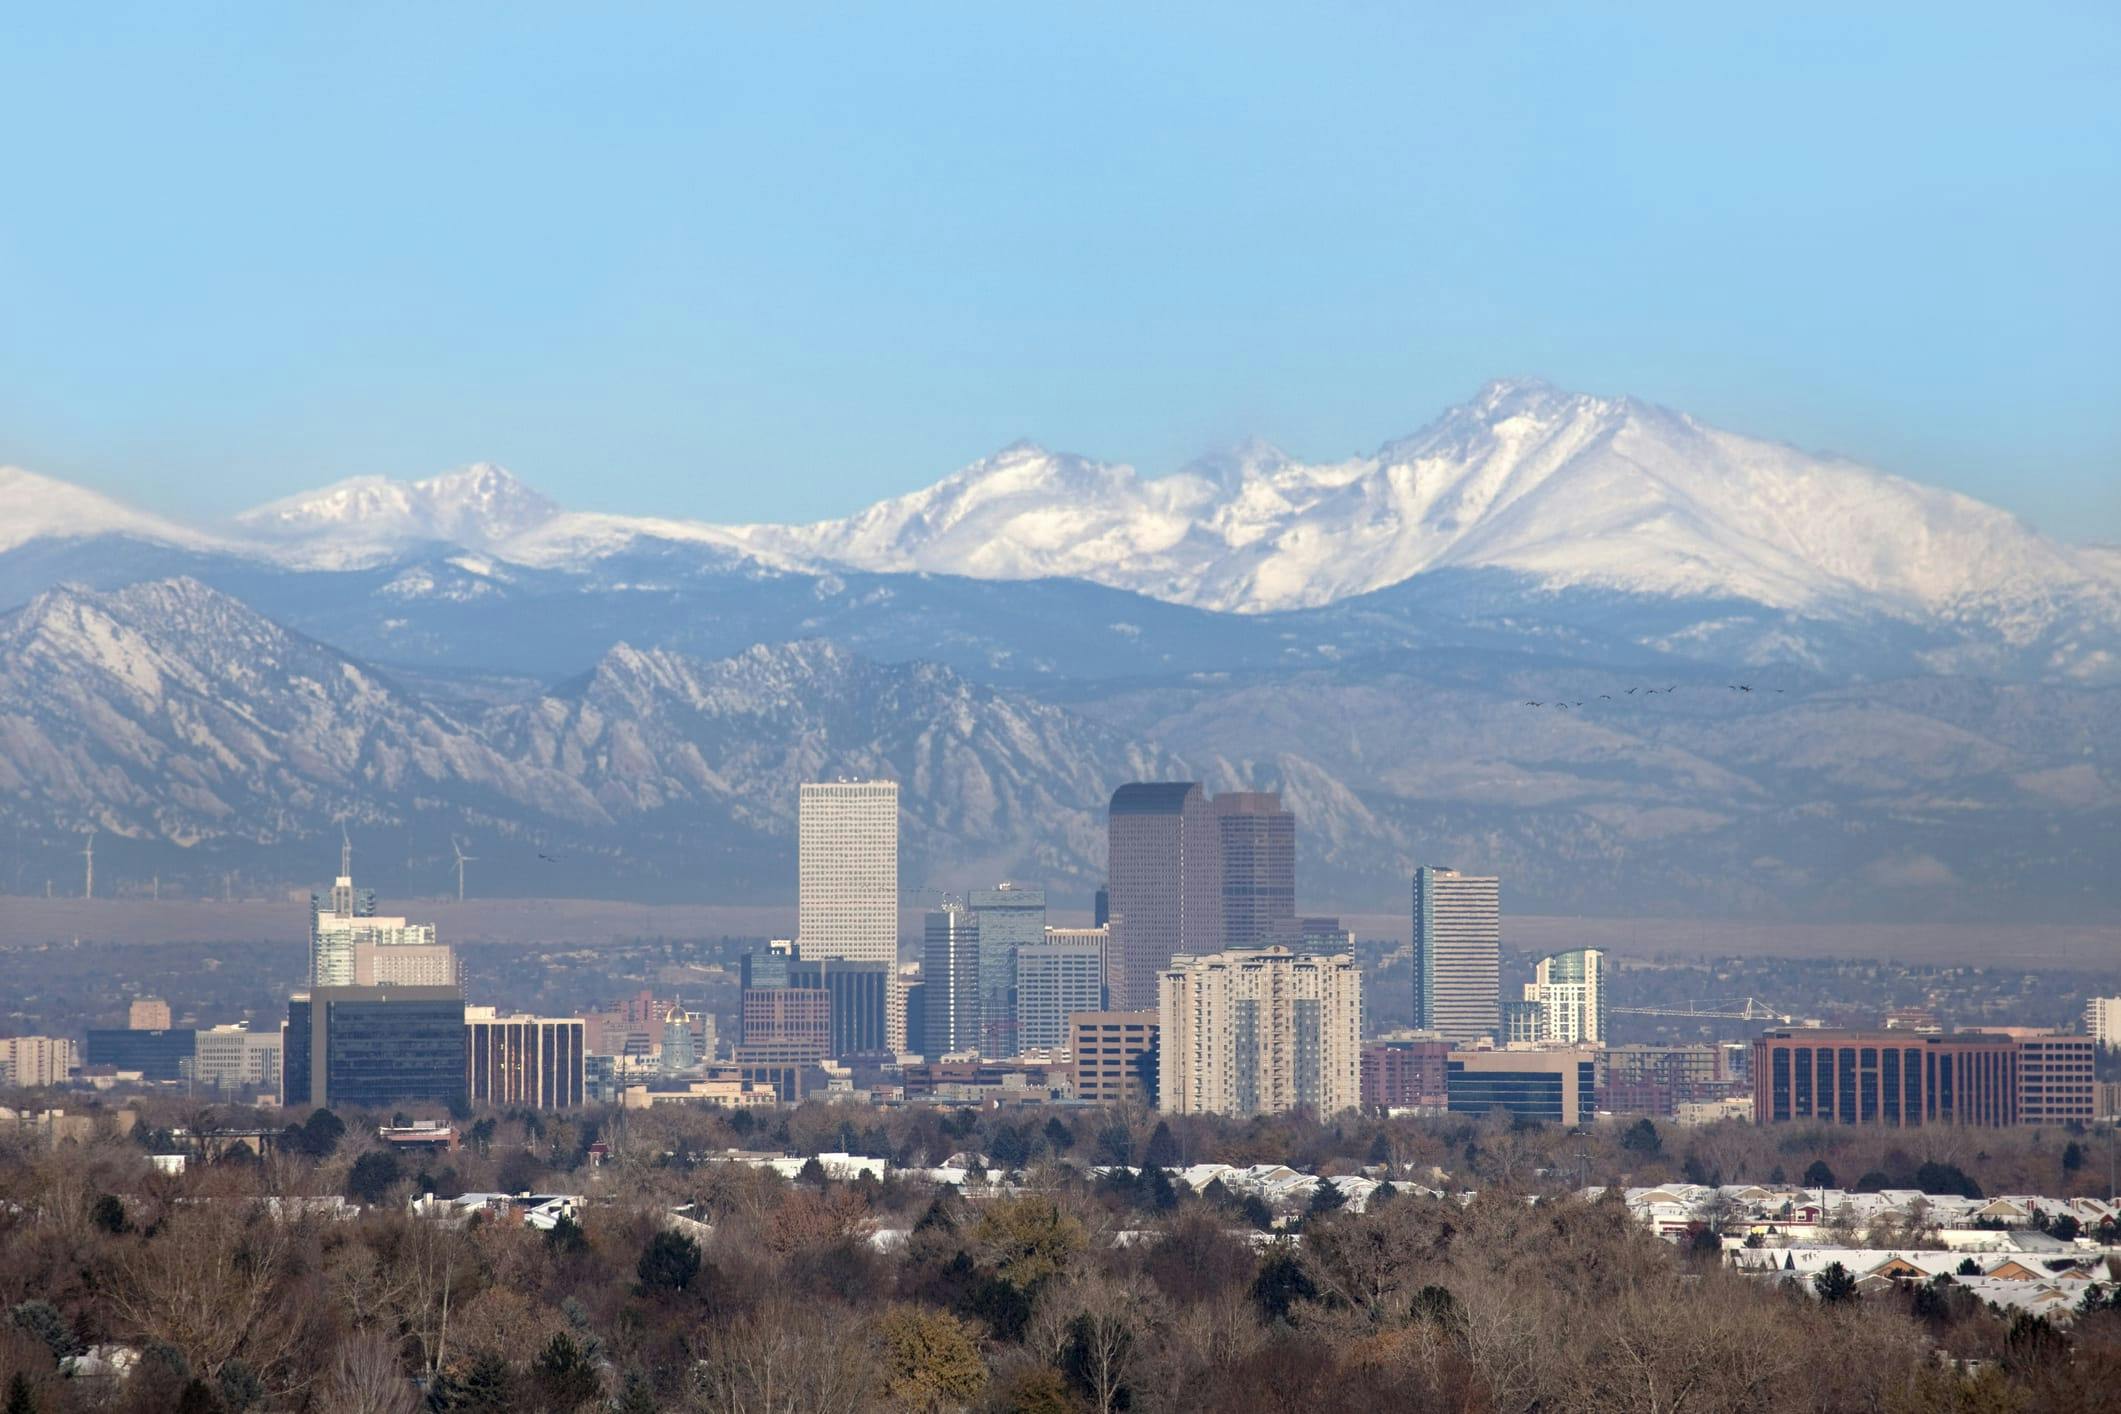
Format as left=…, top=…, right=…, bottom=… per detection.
left=1598, top=694, right=1612, bottom=700
left=1625, top=687, right=1638, bottom=695
left=538, top=852, right=559, bottom=863
left=1524, top=701, right=1543, bottom=706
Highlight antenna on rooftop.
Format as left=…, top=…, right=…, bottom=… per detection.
left=340, top=820, right=353, bottom=879
left=82, top=827, right=96, bottom=900
left=451, top=835, right=476, bottom=902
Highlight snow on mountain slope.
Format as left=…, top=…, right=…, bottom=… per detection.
left=701, top=381, right=2115, bottom=622
left=0, top=466, right=233, bottom=555
left=235, top=462, right=560, bottom=566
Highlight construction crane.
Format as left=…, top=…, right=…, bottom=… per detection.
left=1609, top=997, right=1793, bottom=1023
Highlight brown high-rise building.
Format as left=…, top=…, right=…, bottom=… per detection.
left=1213, top=792, right=1295, bottom=949
left=1105, top=783, right=1221, bottom=1012
left=1069, top=1011, right=1159, bottom=1107
left=1361, top=1037, right=1450, bottom=1110
left=466, top=1009, right=586, bottom=1109
left=129, top=997, right=172, bottom=1030
left=1752, top=1029, right=2024, bottom=1126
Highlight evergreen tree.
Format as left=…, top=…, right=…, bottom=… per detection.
left=4, top=1372, right=34, bottom=1414
left=89, top=1193, right=128, bottom=1235
left=613, top=1371, right=658, bottom=1414
left=1252, top=1245, right=1317, bottom=1322
left=1802, top=1160, right=1836, bottom=1188
left=1306, top=1179, right=1348, bottom=1220
left=1142, top=1121, right=1181, bottom=1169
left=636, top=1230, right=702, bottom=1293
left=455, top=1352, right=517, bottom=1411
left=544, top=1210, right=588, bottom=1256
left=346, top=1150, right=405, bottom=1205
left=1812, top=1261, right=1858, bottom=1304
left=530, top=1333, right=600, bottom=1411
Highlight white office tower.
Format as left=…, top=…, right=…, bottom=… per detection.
left=1412, top=866, right=1500, bottom=1044
left=1524, top=948, right=1607, bottom=1044
left=798, top=780, right=903, bottom=1046
left=1158, top=946, right=1362, bottom=1118
left=1016, top=926, right=1107, bottom=1052
left=2087, top=996, right=2121, bottom=1047
left=310, top=870, right=446, bottom=988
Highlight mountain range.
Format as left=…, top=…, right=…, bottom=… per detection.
left=2, top=381, right=2115, bottom=919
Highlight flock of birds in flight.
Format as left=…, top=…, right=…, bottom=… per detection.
left=1523, top=683, right=1786, bottom=709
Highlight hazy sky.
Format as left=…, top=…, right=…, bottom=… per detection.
left=2, top=4, right=2116, bottom=538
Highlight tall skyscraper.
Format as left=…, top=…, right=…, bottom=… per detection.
left=968, top=883, right=1045, bottom=1057
left=309, top=848, right=446, bottom=988
left=921, top=902, right=981, bottom=1058
left=1213, top=792, right=1295, bottom=948
left=1158, top=946, right=1362, bottom=1118
left=1411, top=866, right=1500, bottom=1044
left=798, top=780, right=903, bottom=1047
left=1106, top=782, right=1220, bottom=1011
left=1524, top=948, right=1607, bottom=1043
left=1015, top=926, right=1106, bottom=1052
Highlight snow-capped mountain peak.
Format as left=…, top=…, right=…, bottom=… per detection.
left=234, top=462, right=561, bottom=566
left=0, top=466, right=231, bottom=556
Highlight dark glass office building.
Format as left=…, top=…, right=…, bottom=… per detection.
left=84, top=1028, right=197, bottom=1081
left=1445, top=1052, right=1597, bottom=1124
left=285, top=987, right=466, bottom=1111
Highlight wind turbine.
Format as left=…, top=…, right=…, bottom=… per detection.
left=451, top=835, right=476, bottom=902
left=82, top=827, right=96, bottom=900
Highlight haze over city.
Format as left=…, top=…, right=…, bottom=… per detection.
left=1, top=7, right=2116, bottom=1414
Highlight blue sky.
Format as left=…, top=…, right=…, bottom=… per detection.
left=2, top=4, right=2115, bottom=537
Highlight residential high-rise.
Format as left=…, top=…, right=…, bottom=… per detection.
left=0, top=1036, right=78, bottom=1089
left=1360, top=1037, right=1450, bottom=1110
left=1213, top=792, right=1295, bottom=948
left=1015, top=927, right=1107, bottom=1052
left=466, top=1009, right=586, bottom=1109
left=1524, top=948, right=1607, bottom=1044
left=129, top=998, right=172, bottom=1030
left=921, top=903, right=981, bottom=1058
left=2087, top=997, right=2121, bottom=1047
left=1106, top=782, right=1220, bottom=1011
left=798, top=780, right=903, bottom=1047
left=968, top=884, right=1045, bottom=1058
left=1157, top=947, right=1362, bottom=1118
left=284, top=987, right=467, bottom=1111
left=1411, top=866, right=1499, bottom=1044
